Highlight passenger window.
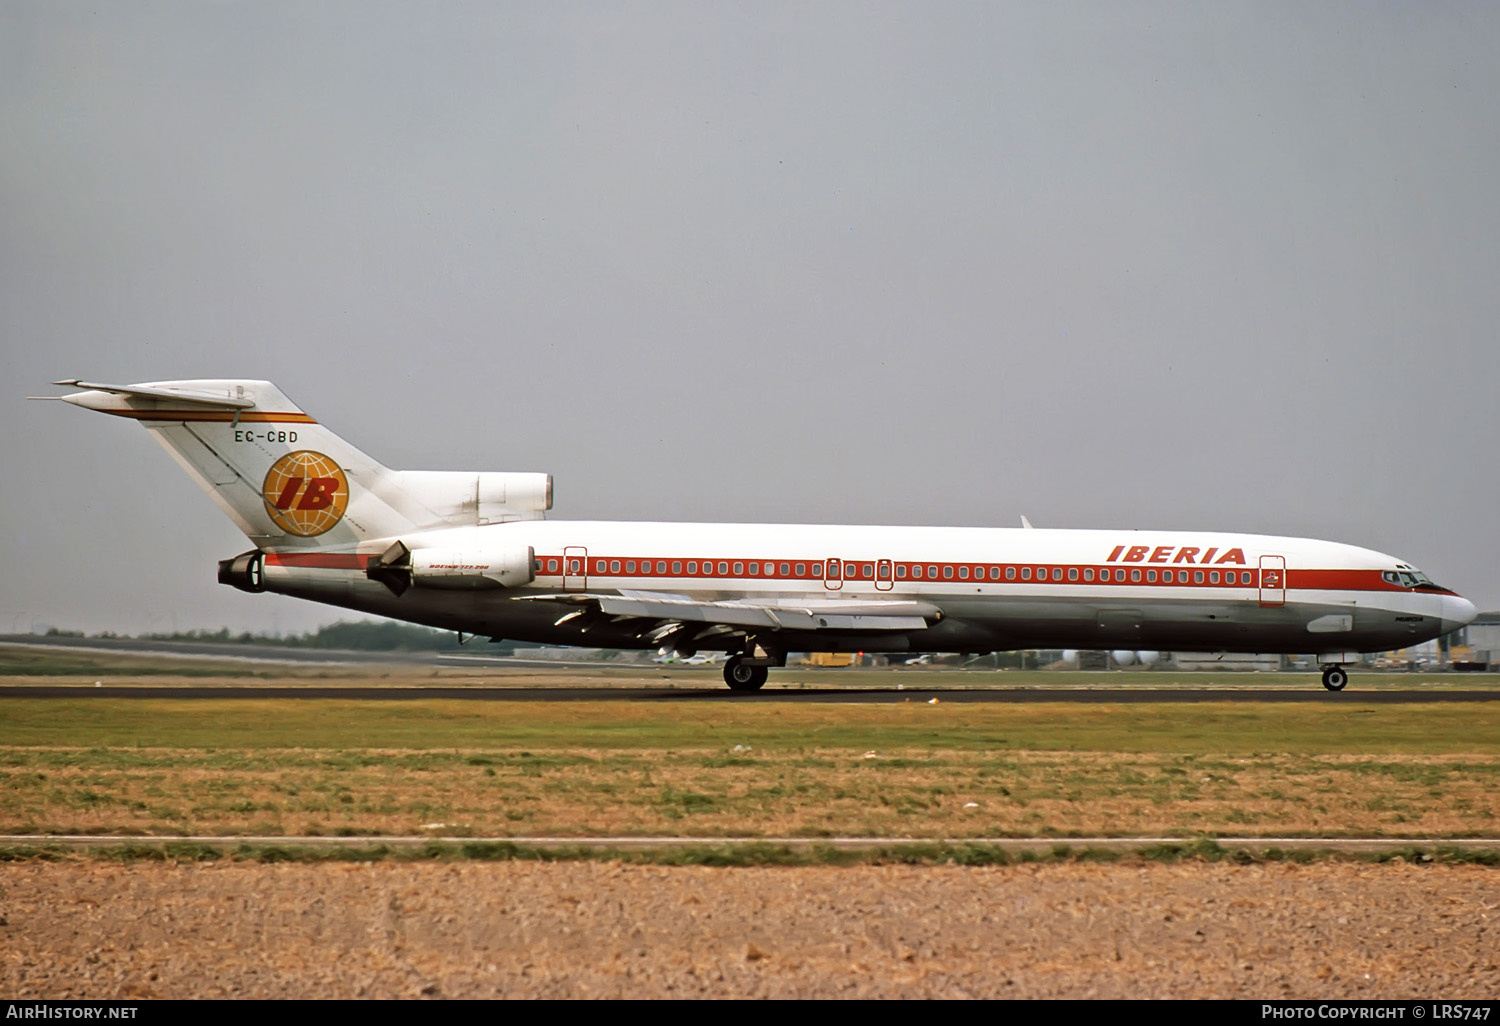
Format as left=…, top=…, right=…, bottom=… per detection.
left=748, top=562, right=759, bottom=575
left=1006, top=567, right=1016, bottom=580
left=1210, top=571, right=1220, bottom=583
left=1083, top=568, right=1094, bottom=582
left=1147, top=570, right=1156, bottom=583
left=569, top=559, right=580, bottom=573
left=687, top=561, right=698, bottom=574
left=911, top=565, right=923, bottom=579
left=990, top=567, right=1000, bottom=580
left=1068, top=567, right=1078, bottom=581
left=1021, top=567, right=1032, bottom=581
left=795, top=563, right=806, bottom=576
left=863, top=564, right=874, bottom=578
left=1194, top=570, right=1204, bottom=583
left=610, top=560, right=621, bottom=573
left=896, top=565, right=907, bottom=579
left=595, top=560, right=606, bottom=573
left=672, top=561, right=682, bottom=574
left=959, top=566, right=970, bottom=580
left=1131, top=569, right=1141, bottom=582
left=718, top=562, right=729, bottom=575
left=942, top=566, right=954, bottom=579
left=626, top=561, right=636, bottom=573
left=928, top=565, right=938, bottom=579
left=1052, top=568, right=1062, bottom=581
left=780, top=563, right=790, bottom=576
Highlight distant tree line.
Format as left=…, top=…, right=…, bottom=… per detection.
left=60, top=622, right=513, bottom=654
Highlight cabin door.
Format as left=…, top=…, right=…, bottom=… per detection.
left=563, top=546, right=588, bottom=591
left=875, top=559, right=894, bottom=591
left=1259, top=554, right=1286, bottom=607
left=824, top=557, right=844, bottom=591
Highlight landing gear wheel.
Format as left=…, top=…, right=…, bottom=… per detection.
left=1321, top=666, right=1348, bottom=692
left=724, top=657, right=768, bottom=692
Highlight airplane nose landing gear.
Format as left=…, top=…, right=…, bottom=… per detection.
left=1321, top=665, right=1349, bottom=692
left=723, top=656, right=768, bottom=692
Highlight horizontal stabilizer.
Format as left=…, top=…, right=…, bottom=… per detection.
left=48, top=380, right=256, bottom=409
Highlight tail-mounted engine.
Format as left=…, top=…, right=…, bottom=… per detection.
left=217, top=550, right=266, bottom=593
left=365, top=540, right=536, bottom=597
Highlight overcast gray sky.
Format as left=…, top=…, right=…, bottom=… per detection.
left=3, top=1, right=1497, bottom=636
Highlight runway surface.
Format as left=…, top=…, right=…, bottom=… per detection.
left=4, top=684, right=1499, bottom=702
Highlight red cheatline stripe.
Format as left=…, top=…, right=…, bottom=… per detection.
left=103, top=410, right=318, bottom=423
left=526, top=558, right=1409, bottom=593
left=265, top=553, right=369, bottom=569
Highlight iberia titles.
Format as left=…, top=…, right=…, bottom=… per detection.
left=1106, top=544, right=1246, bottom=565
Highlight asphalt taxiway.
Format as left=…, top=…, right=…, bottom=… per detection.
left=3, top=684, right=1499, bottom=702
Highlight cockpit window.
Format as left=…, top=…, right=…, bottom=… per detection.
left=1385, top=569, right=1437, bottom=589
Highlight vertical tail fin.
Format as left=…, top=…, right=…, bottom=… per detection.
left=47, top=379, right=551, bottom=550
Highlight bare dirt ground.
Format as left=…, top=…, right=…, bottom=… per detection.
left=2, top=860, right=1496, bottom=999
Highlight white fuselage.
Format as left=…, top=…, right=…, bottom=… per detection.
left=261, top=521, right=1475, bottom=659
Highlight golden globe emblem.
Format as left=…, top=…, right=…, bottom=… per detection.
left=261, top=450, right=349, bottom=537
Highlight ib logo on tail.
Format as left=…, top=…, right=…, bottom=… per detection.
left=261, top=450, right=349, bottom=537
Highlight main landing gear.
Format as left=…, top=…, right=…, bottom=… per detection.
left=723, top=656, right=768, bottom=692
left=1321, top=665, right=1349, bottom=692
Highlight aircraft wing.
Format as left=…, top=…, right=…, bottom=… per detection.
left=521, top=592, right=942, bottom=632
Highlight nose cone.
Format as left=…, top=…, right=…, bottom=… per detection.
left=1441, top=594, right=1478, bottom=636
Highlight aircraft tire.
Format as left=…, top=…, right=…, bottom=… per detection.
left=1321, top=666, right=1348, bottom=692
left=724, top=658, right=768, bottom=692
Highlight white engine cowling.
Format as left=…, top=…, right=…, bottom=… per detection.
left=409, top=546, right=536, bottom=589
left=476, top=473, right=552, bottom=519
left=389, top=470, right=553, bottom=525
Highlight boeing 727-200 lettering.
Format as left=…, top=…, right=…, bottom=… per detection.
left=39, top=379, right=1477, bottom=691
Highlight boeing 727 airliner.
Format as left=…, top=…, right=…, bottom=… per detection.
left=40, top=379, right=1476, bottom=691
